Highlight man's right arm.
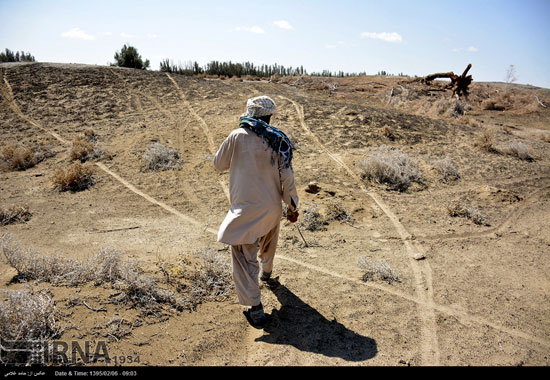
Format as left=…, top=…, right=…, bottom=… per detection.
left=213, top=134, right=233, bottom=172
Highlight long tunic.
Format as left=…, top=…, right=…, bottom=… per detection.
left=213, top=127, right=299, bottom=245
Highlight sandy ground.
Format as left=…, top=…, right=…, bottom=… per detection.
left=1, top=62, right=549, bottom=366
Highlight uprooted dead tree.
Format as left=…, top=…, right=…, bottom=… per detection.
left=420, top=64, right=473, bottom=99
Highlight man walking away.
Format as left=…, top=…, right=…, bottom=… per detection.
left=213, top=95, right=299, bottom=328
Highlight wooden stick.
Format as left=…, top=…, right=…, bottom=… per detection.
left=295, top=224, right=309, bottom=247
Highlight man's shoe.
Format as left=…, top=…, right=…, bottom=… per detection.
left=244, top=304, right=267, bottom=328
left=260, top=271, right=271, bottom=282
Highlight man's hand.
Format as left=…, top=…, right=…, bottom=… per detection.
left=287, top=209, right=299, bottom=223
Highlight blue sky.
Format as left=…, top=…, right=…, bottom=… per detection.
left=1, top=0, right=549, bottom=87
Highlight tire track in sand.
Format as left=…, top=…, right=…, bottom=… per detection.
left=4, top=71, right=549, bottom=360
left=165, top=73, right=230, bottom=201
left=278, top=94, right=441, bottom=365
left=1, top=68, right=68, bottom=145
left=2, top=67, right=214, bottom=234
left=107, top=68, right=202, bottom=208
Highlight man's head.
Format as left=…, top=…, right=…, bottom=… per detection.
left=241, top=95, right=276, bottom=123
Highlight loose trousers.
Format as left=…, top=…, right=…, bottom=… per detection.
left=230, top=222, right=280, bottom=306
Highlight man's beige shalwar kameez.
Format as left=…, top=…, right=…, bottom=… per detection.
left=214, top=127, right=298, bottom=306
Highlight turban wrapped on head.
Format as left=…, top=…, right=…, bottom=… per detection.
left=241, top=96, right=276, bottom=118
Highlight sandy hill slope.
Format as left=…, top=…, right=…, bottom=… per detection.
left=1, top=62, right=549, bottom=366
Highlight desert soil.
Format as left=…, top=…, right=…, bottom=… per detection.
left=1, top=62, right=549, bottom=366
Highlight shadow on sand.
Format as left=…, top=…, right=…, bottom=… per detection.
left=257, top=279, right=377, bottom=362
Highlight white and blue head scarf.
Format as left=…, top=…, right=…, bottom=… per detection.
left=239, top=96, right=293, bottom=169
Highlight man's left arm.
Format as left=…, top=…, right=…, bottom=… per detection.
left=280, top=166, right=299, bottom=212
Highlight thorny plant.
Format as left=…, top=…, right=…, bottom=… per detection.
left=359, top=145, right=424, bottom=192
left=357, top=256, right=401, bottom=284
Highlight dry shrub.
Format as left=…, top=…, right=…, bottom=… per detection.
left=0, top=232, right=87, bottom=285
left=52, top=162, right=95, bottom=192
left=186, top=248, right=233, bottom=309
left=432, top=154, right=460, bottom=182
left=479, top=89, right=543, bottom=114
left=481, top=98, right=506, bottom=111
left=357, top=256, right=400, bottom=284
left=0, top=288, right=62, bottom=365
left=425, top=98, right=468, bottom=119
left=70, top=138, right=94, bottom=162
left=325, top=199, right=352, bottom=224
left=70, top=137, right=111, bottom=162
left=1, top=205, right=32, bottom=225
left=379, top=125, right=395, bottom=141
left=0, top=143, right=53, bottom=172
left=142, top=142, right=182, bottom=172
left=358, top=145, right=423, bottom=192
left=84, top=129, right=98, bottom=142
left=474, top=128, right=497, bottom=152
left=447, top=201, right=487, bottom=225
left=0, top=234, right=188, bottom=312
left=299, top=204, right=325, bottom=232
left=501, top=141, right=534, bottom=161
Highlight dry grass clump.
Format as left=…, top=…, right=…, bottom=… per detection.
left=1, top=205, right=32, bottom=225
left=1, top=233, right=88, bottom=285
left=473, top=128, right=497, bottom=153
left=52, top=162, right=96, bottom=192
left=0, top=234, right=189, bottom=313
left=70, top=138, right=94, bottom=162
left=432, top=154, right=460, bottom=182
left=0, top=143, right=54, bottom=172
left=359, top=145, right=423, bottom=192
left=325, top=199, right=353, bottom=224
left=186, top=249, right=233, bottom=309
left=501, top=141, right=534, bottom=161
left=70, top=136, right=112, bottom=163
left=481, top=98, right=506, bottom=111
left=447, top=201, right=488, bottom=225
left=357, top=256, right=400, bottom=284
left=0, top=288, right=62, bottom=365
left=379, top=125, right=395, bottom=141
left=299, top=204, right=325, bottom=232
left=142, top=142, right=183, bottom=172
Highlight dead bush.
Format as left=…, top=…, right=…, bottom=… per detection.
left=0, top=143, right=54, bottom=172
left=481, top=99, right=506, bottom=111
left=501, top=141, right=534, bottom=161
left=432, top=154, right=460, bottom=182
left=299, top=204, right=325, bottom=232
left=447, top=201, right=488, bottom=225
left=358, top=145, right=423, bottom=192
left=1, top=205, right=32, bottom=225
left=357, top=256, right=400, bottom=284
left=0, top=234, right=188, bottom=312
left=70, top=138, right=112, bottom=162
left=70, top=138, right=94, bottom=162
left=52, top=162, right=96, bottom=192
left=379, top=125, right=395, bottom=140
left=142, top=142, right=182, bottom=172
left=84, top=129, right=98, bottom=142
left=0, top=232, right=86, bottom=285
left=474, top=128, right=497, bottom=152
left=0, top=287, right=62, bottom=365
left=186, top=248, right=233, bottom=309
left=325, top=199, right=353, bottom=224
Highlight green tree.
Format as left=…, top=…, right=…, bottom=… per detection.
left=112, top=44, right=150, bottom=70
left=0, top=48, right=35, bottom=62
